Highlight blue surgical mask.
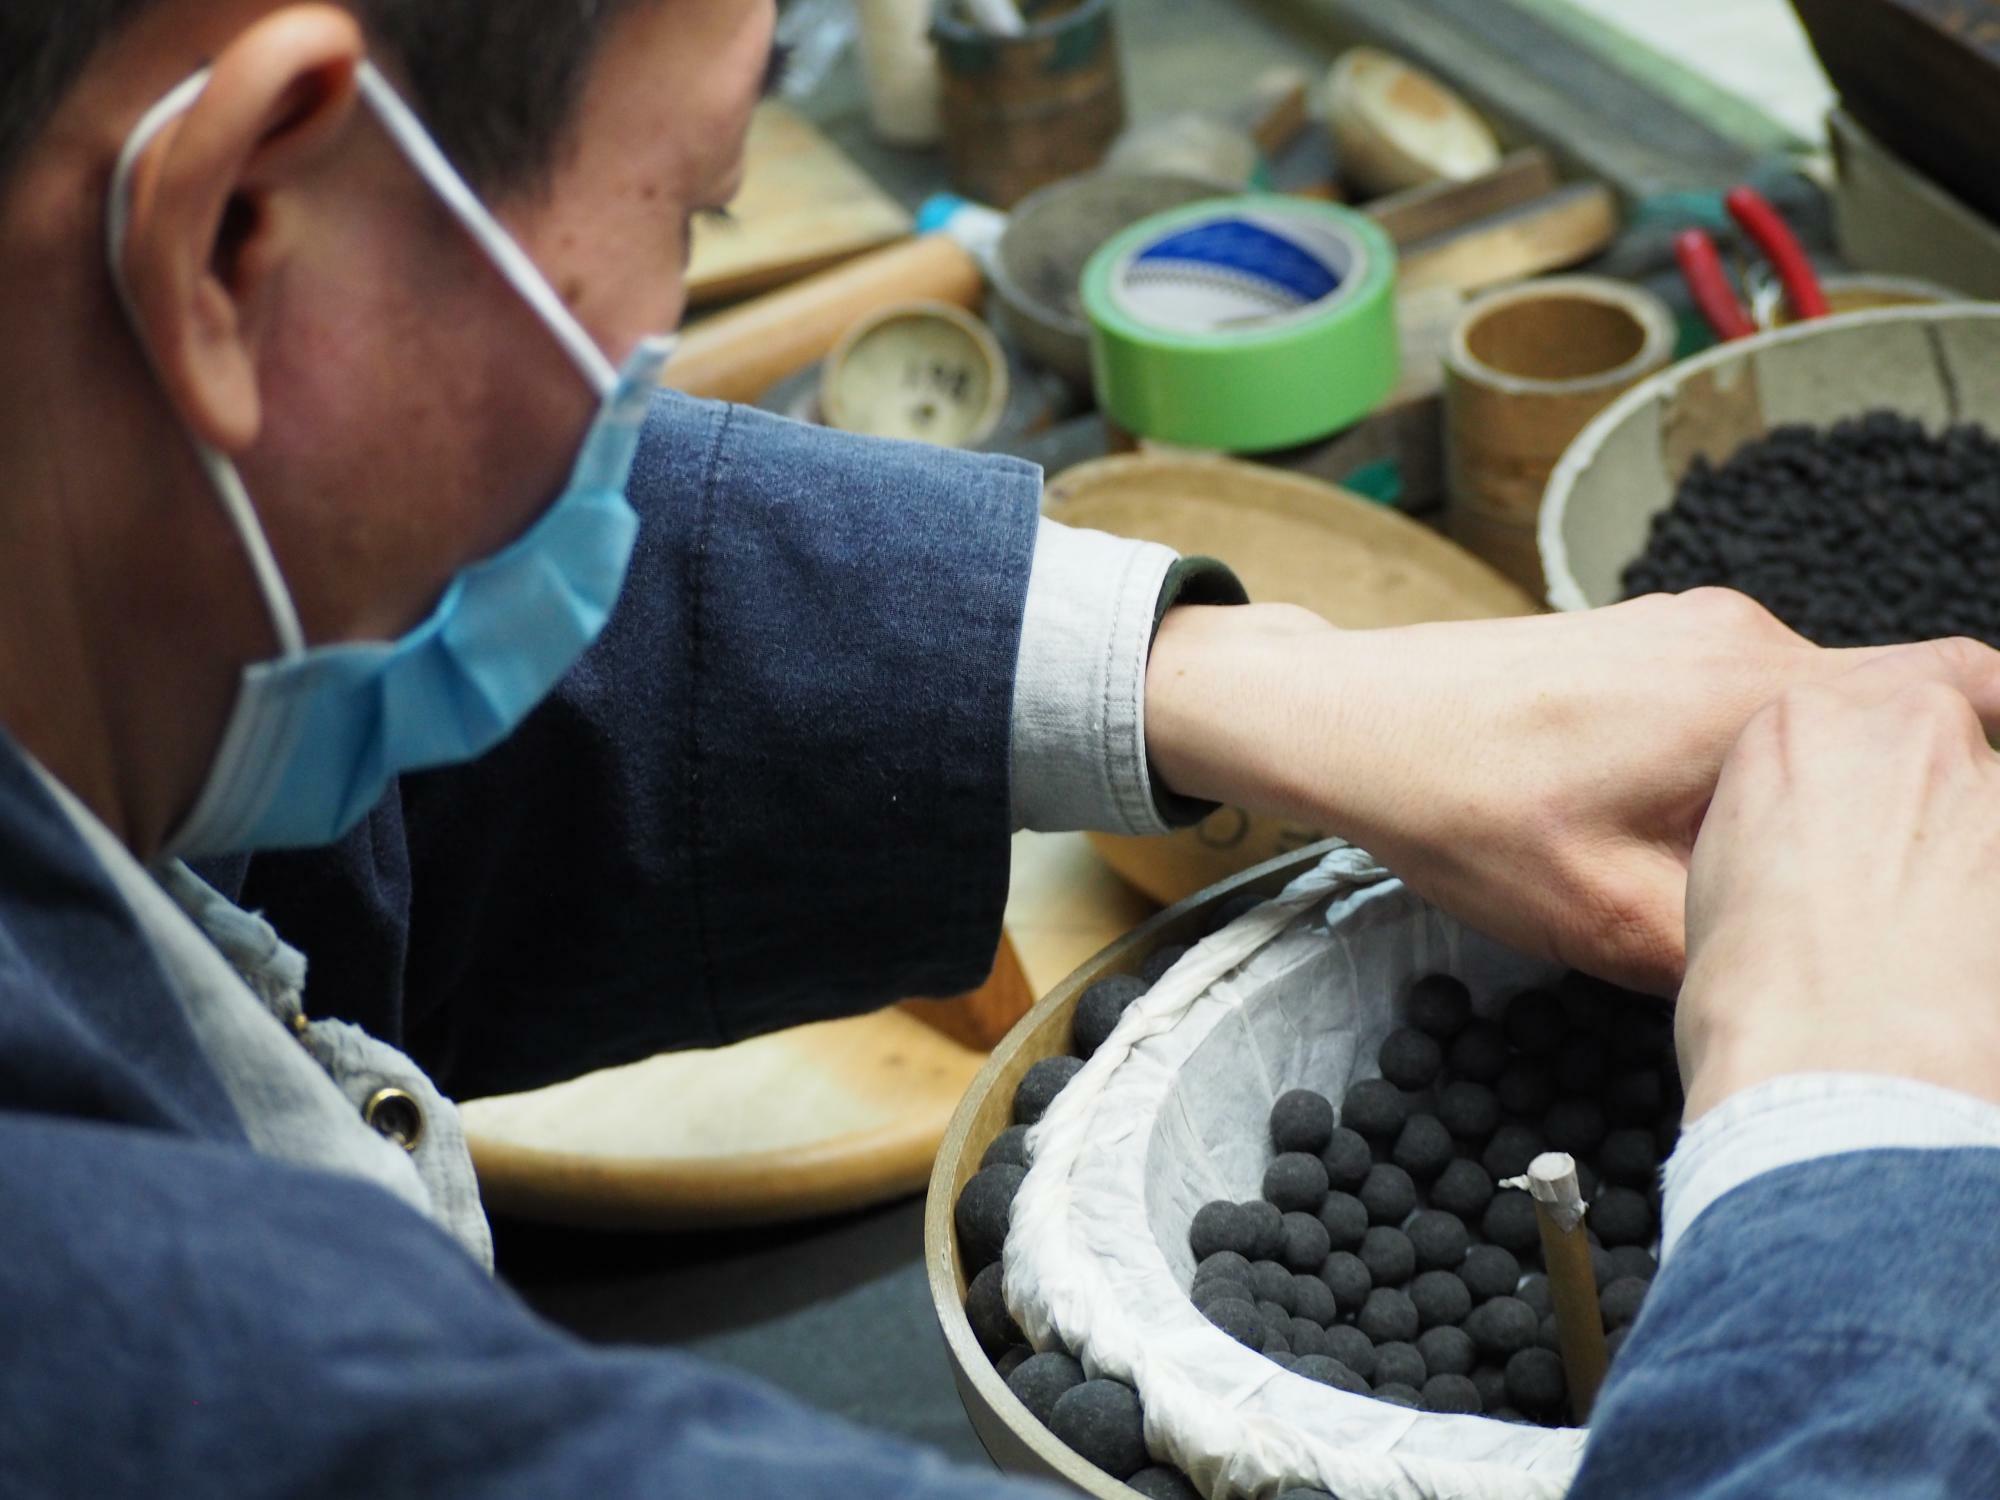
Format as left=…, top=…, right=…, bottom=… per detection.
left=106, top=63, right=674, bottom=856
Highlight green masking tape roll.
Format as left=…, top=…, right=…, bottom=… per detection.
left=1082, top=197, right=1399, bottom=452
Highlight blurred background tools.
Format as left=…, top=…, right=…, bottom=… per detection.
left=1674, top=185, right=1829, bottom=342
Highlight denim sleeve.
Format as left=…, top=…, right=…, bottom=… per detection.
left=0, top=1111, right=1064, bottom=1500
left=1570, top=1146, right=2000, bottom=1497
left=209, top=393, right=1040, bottom=1099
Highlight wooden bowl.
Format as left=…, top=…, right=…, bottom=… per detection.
left=1044, top=454, right=1537, bottom=906
left=1540, top=304, right=2000, bottom=611
left=924, top=844, right=1332, bottom=1496
left=1326, top=47, right=1500, bottom=198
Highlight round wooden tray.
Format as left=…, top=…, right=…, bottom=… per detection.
left=924, top=843, right=1333, bottom=1497
left=1046, top=455, right=1536, bottom=907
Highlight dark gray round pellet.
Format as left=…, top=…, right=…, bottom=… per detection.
left=1603, top=1067, right=1665, bottom=1127
left=1607, top=1246, right=1658, bottom=1284
left=1317, top=1190, right=1369, bottom=1250
left=1379, top=1028, right=1444, bottom=1090
left=1270, top=1088, right=1337, bottom=1155
left=1430, top=1158, right=1496, bottom=1222
left=966, top=1262, right=1022, bottom=1356
left=1601, top=1275, right=1650, bottom=1331
left=1391, top=1115, right=1455, bottom=1183
left=1460, top=1244, right=1522, bottom=1303
left=1360, top=1164, right=1418, bottom=1226
left=1421, top=1373, right=1484, bottom=1414
left=1320, top=1250, right=1373, bottom=1314
left=1373, top=1382, right=1422, bottom=1408
left=1556, top=1035, right=1609, bottom=1096
left=1294, top=1272, right=1338, bottom=1327
left=1599, top=1127, right=1660, bottom=1187
left=1592, top=1186, right=1655, bottom=1248
left=1407, top=1210, right=1469, bottom=1272
left=1262, top=1326, right=1292, bottom=1358
left=1048, top=1379, right=1148, bottom=1480
left=1357, top=1225, right=1415, bottom=1288
left=1410, top=1271, right=1472, bottom=1330
left=1496, top=1063, right=1556, bottom=1120
left=1072, top=975, right=1147, bottom=1060
left=1516, top=1273, right=1552, bottom=1318
left=1250, top=1259, right=1298, bottom=1314
left=1325, top=1324, right=1377, bottom=1381
left=1280, top=1211, right=1332, bottom=1272
left=1465, top=1296, right=1538, bottom=1359
left=1482, top=1189, right=1541, bottom=1254
left=1482, top=1123, right=1545, bottom=1182
left=1503, top=989, right=1568, bottom=1056
left=1240, top=1200, right=1285, bottom=1261
left=1138, top=944, right=1191, bottom=987
left=995, top=1345, right=1032, bottom=1378
left=1005, top=1351, right=1085, bottom=1425
left=1128, top=1467, right=1202, bottom=1500
left=1292, top=1354, right=1369, bottom=1394
left=1373, top=1340, right=1427, bottom=1390
left=1265, top=1152, right=1331, bottom=1214
left=1536, top=1314, right=1562, bottom=1353
left=1471, top=1365, right=1509, bottom=1412
left=1191, top=1278, right=1246, bottom=1315
left=1319, top=1127, right=1374, bottom=1191
left=1437, top=1081, right=1501, bottom=1144
left=1193, top=1249, right=1253, bottom=1289
left=1359, top=1287, right=1419, bottom=1344
left=1202, top=1297, right=1264, bottom=1350
left=1506, top=1347, right=1567, bottom=1417
left=1014, top=1056, right=1085, bottom=1126
left=1545, top=1097, right=1607, bottom=1157
left=1277, top=1489, right=1340, bottom=1500
left=1189, top=1200, right=1252, bottom=1262
left=981, top=1125, right=1033, bottom=1170
left=1407, top=974, right=1473, bottom=1039
left=1291, top=1318, right=1332, bottom=1358
left=1342, top=1078, right=1410, bottom=1140
left=1448, top=1020, right=1509, bottom=1083
left=955, top=1164, right=1027, bottom=1271
left=1417, top=1324, right=1477, bottom=1378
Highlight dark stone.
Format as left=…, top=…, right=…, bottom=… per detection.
left=1359, top=1164, right=1418, bottom=1226
left=1505, top=1348, right=1568, bottom=1417
left=1250, top=1259, right=1299, bottom=1314
left=1391, top=1115, right=1455, bottom=1183
left=1556, top=1036, right=1609, bottom=1096
left=1191, top=1278, right=1247, bottom=1315
left=1447, top=1020, right=1509, bottom=1083
left=966, top=1263, right=1023, bottom=1356
left=1606, top=1246, right=1659, bottom=1284
left=981, top=1125, right=1033, bottom=1170
left=1262, top=1327, right=1293, bottom=1358
left=1408, top=974, right=1474, bottom=1039
left=1481, top=1189, right=1542, bottom=1254
left=1359, top=1287, right=1420, bottom=1344
left=1373, top=1382, right=1422, bottom=1408
left=1048, top=1379, right=1148, bottom=1480
left=1429, top=1158, right=1496, bottom=1221
left=1417, top=1324, right=1477, bottom=1377
left=1317, top=1190, right=1369, bottom=1251
left=1320, top=1250, right=1373, bottom=1314
left=1293, top=1271, right=1339, bottom=1327
left=1482, top=1123, right=1546, bottom=1182
left=1407, top=1210, right=1470, bottom=1272
left=1471, top=1365, right=1509, bottom=1413
left=1138, top=944, right=1191, bottom=987
left=1601, top=1275, right=1651, bottom=1331
left=1270, top=1088, right=1337, bottom=1155
left=1516, top=1273, right=1552, bottom=1318
left=995, top=1345, right=1033, bottom=1378
left=1465, top=1297, right=1538, bottom=1359
left=1537, top=1314, right=1562, bottom=1353
left=1421, top=1373, right=1484, bottom=1414
left=1014, top=1056, right=1086, bottom=1126
left=1193, top=1249, right=1253, bottom=1289
left=1319, top=1127, right=1374, bottom=1191
left=1378, top=1028, right=1445, bottom=1090
left=1291, top=1318, right=1332, bottom=1358
left=1604, top=1067, right=1666, bottom=1127
left=1545, top=1097, right=1608, bottom=1157
left=1189, top=1200, right=1252, bottom=1262
left=1264, top=1152, right=1331, bottom=1214
left=1599, top=1127, right=1659, bottom=1187
left=1495, top=1063, right=1557, bottom=1120
left=1072, top=975, right=1147, bottom=1059
left=1373, top=1340, right=1427, bottom=1390
left=1239, top=1200, right=1285, bottom=1261
left=1592, top=1186, right=1656, bottom=1248
left=955, top=1164, right=1028, bottom=1271
left=1502, top=989, right=1569, bottom=1056
left=1357, top=1225, right=1415, bottom=1288
left=1325, top=1324, right=1378, bottom=1381
left=1202, top=1297, right=1265, bottom=1350
left=1460, top=1244, right=1523, bottom=1303
left=1410, top=1270, right=1472, bottom=1329
left=1279, top=1211, right=1333, bottom=1273
left=1005, top=1351, right=1086, bottom=1425
left=1127, top=1467, right=1203, bottom=1500
left=1437, top=1081, right=1502, bottom=1144
left=1341, top=1077, right=1410, bottom=1140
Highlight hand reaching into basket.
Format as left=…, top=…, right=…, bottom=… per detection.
left=1144, top=588, right=2000, bottom=995
left=1676, top=649, right=2000, bottom=1119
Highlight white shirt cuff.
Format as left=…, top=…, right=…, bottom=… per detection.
left=1661, top=1073, right=2000, bottom=1261
left=1010, top=518, right=1179, bottom=836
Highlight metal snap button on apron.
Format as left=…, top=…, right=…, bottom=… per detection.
left=363, top=1087, right=425, bottom=1152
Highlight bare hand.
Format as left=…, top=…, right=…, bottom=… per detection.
left=1678, top=645, right=2000, bottom=1120
left=1146, top=589, right=2000, bottom=995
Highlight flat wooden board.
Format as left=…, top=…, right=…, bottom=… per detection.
left=685, top=102, right=912, bottom=308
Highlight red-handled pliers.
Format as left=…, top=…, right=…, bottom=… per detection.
left=1675, top=186, right=1830, bottom=342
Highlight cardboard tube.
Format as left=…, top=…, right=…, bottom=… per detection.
left=1444, top=276, right=1674, bottom=599
left=1524, top=1152, right=1610, bottom=1422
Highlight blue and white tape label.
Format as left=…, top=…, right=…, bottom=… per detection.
left=1113, top=209, right=1368, bottom=336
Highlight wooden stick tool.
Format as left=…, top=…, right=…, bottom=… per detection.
left=1519, top=1151, right=1611, bottom=1422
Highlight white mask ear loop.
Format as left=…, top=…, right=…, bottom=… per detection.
left=107, top=69, right=307, bottom=660
left=352, top=63, right=619, bottom=399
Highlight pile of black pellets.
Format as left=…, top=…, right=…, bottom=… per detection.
left=1620, top=413, right=2000, bottom=648
left=956, top=906, right=1681, bottom=1498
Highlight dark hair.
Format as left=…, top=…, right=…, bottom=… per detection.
left=0, top=0, right=643, bottom=194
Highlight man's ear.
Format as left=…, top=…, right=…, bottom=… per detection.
left=115, top=5, right=365, bottom=454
